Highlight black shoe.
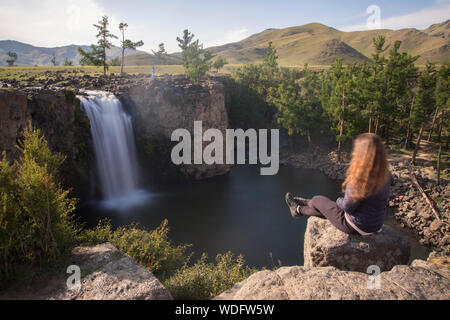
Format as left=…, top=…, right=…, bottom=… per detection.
left=285, top=193, right=308, bottom=218
left=294, top=196, right=310, bottom=206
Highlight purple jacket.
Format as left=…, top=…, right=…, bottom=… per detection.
left=336, top=173, right=393, bottom=234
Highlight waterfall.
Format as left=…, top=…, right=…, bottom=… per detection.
left=80, top=91, right=141, bottom=205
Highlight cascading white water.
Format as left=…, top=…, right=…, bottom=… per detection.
left=80, top=91, right=141, bottom=204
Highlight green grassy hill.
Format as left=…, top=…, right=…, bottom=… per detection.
left=200, top=20, right=449, bottom=66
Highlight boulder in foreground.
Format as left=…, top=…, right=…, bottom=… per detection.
left=215, top=261, right=450, bottom=300
left=304, top=217, right=410, bottom=273
left=52, top=243, right=172, bottom=300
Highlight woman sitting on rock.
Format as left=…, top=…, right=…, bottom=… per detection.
left=285, top=133, right=393, bottom=236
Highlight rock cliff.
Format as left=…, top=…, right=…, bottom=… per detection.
left=1, top=76, right=232, bottom=196
left=0, top=88, right=91, bottom=196
left=118, top=76, right=231, bottom=181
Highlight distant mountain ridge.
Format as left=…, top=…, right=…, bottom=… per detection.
left=0, top=40, right=146, bottom=66
left=1, top=20, right=449, bottom=67
left=123, top=20, right=450, bottom=66
left=205, top=20, right=450, bottom=65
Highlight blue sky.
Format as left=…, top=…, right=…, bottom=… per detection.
left=0, top=0, right=449, bottom=53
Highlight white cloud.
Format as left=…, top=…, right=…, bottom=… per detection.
left=0, top=0, right=120, bottom=47
left=340, top=3, right=450, bottom=32
left=205, top=28, right=250, bottom=48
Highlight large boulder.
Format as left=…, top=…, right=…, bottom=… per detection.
left=304, top=217, right=410, bottom=273
left=52, top=243, right=172, bottom=300
left=215, top=260, right=450, bottom=300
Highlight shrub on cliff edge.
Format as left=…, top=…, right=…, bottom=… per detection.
left=77, top=219, right=191, bottom=280
left=78, top=220, right=257, bottom=300
left=164, top=252, right=257, bottom=300
left=0, top=125, right=79, bottom=284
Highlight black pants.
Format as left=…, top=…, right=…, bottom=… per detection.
left=300, top=196, right=359, bottom=235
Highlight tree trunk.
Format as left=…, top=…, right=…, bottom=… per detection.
left=289, top=135, right=295, bottom=152
left=374, top=118, right=379, bottom=135
left=437, top=144, right=442, bottom=185
left=427, top=106, right=439, bottom=142
left=121, top=30, right=125, bottom=76
left=385, top=120, right=390, bottom=145
left=411, top=124, right=425, bottom=166
left=404, top=96, right=415, bottom=149
left=337, top=84, right=346, bottom=163
left=437, top=116, right=443, bottom=143
left=368, top=104, right=373, bottom=133
left=103, top=34, right=107, bottom=76
left=121, top=47, right=125, bottom=75
left=409, top=168, right=441, bottom=222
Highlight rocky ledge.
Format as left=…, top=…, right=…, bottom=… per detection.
left=304, top=217, right=410, bottom=273
left=216, top=217, right=449, bottom=300
left=41, top=218, right=450, bottom=300
left=51, top=243, right=172, bottom=300
left=215, top=261, right=449, bottom=300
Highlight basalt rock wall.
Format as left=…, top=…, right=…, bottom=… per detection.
left=0, top=88, right=92, bottom=197
left=118, top=76, right=232, bottom=181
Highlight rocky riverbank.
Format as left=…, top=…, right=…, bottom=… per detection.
left=389, top=159, right=449, bottom=256
left=281, top=148, right=450, bottom=258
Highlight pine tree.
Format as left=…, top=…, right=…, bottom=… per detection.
left=411, top=62, right=437, bottom=165
left=320, top=59, right=354, bottom=162
left=0, top=125, right=78, bottom=281
left=436, top=62, right=450, bottom=150
left=78, top=45, right=103, bottom=67
left=153, top=43, right=168, bottom=64
left=351, top=62, right=373, bottom=133
left=50, top=55, right=57, bottom=66
left=264, top=42, right=278, bottom=70
left=63, top=58, right=73, bottom=66
left=428, top=61, right=450, bottom=142
left=6, top=51, right=18, bottom=67
left=79, top=16, right=118, bottom=75
left=212, top=56, right=228, bottom=73
left=369, top=36, right=388, bottom=136
left=383, top=40, right=419, bottom=144
left=119, top=22, right=144, bottom=75
left=176, top=30, right=213, bottom=83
